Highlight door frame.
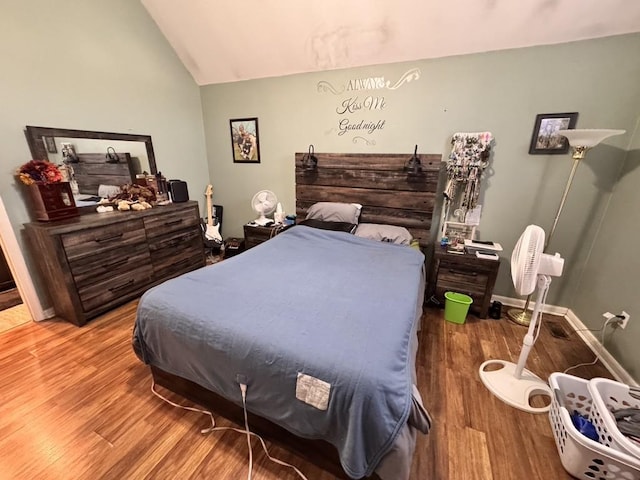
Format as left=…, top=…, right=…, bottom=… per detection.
left=0, top=195, right=50, bottom=321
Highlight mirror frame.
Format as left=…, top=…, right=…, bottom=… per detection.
left=24, top=125, right=157, bottom=175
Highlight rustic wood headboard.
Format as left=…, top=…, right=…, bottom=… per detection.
left=73, top=153, right=135, bottom=195
left=295, top=152, right=442, bottom=248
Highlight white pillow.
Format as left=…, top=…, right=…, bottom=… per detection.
left=98, top=184, right=121, bottom=198
left=354, top=223, right=413, bottom=245
left=305, top=202, right=362, bottom=224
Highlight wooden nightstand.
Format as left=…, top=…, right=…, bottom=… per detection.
left=243, top=223, right=292, bottom=250
left=430, top=245, right=501, bottom=318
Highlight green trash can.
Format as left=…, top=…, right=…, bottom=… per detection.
left=444, top=292, right=473, bottom=324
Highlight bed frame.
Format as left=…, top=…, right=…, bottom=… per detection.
left=150, top=152, right=442, bottom=479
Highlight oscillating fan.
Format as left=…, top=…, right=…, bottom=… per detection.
left=479, top=225, right=564, bottom=414
left=251, top=190, right=277, bottom=226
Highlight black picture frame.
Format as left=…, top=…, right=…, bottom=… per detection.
left=230, top=117, right=260, bottom=163
left=44, top=136, right=57, bottom=153
left=528, top=112, right=578, bottom=155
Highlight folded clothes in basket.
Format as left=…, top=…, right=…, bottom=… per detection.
left=614, top=408, right=640, bottom=445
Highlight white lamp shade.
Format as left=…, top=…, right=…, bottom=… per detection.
left=557, top=129, right=625, bottom=147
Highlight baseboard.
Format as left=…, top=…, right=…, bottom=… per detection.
left=492, top=295, right=637, bottom=385
left=41, top=307, right=56, bottom=320
left=492, top=294, right=568, bottom=316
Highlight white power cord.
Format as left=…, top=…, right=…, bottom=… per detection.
left=563, top=317, right=618, bottom=374
left=151, top=379, right=308, bottom=480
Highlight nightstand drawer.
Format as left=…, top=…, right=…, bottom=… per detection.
left=435, top=267, right=489, bottom=296
left=430, top=246, right=501, bottom=319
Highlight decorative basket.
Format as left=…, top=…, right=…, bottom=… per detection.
left=588, top=377, right=640, bottom=459
left=548, top=373, right=640, bottom=480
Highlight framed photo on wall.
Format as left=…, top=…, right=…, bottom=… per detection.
left=230, top=117, right=260, bottom=163
left=529, top=112, right=578, bottom=155
left=44, top=136, right=57, bottom=154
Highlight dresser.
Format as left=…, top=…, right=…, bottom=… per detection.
left=25, top=201, right=205, bottom=326
left=431, top=245, right=501, bottom=318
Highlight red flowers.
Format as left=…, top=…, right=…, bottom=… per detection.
left=17, top=160, right=63, bottom=185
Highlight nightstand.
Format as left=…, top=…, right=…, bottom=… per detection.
left=243, top=223, right=292, bottom=250
left=430, top=245, right=501, bottom=318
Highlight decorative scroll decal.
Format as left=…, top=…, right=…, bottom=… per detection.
left=385, top=68, right=421, bottom=90
left=317, top=67, right=420, bottom=144
left=317, top=81, right=345, bottom=95
left=352, top=136, right=376, bottom=146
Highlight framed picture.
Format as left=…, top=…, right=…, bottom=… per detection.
left=230, top=117, right=260, bottom=163
left=44, top=136, right=57, bottom=154
left=529, top=112, right=578, bottom=154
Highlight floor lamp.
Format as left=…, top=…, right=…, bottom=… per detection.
left=507, top=128, right=626, bottom=326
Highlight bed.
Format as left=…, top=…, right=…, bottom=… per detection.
left=133, top=152, right=442, bottom=479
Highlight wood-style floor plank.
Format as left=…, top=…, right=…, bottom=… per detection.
left=0, top=299, right=612, bottom=479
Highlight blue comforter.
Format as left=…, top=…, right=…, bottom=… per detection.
left=133, top=225, right=425, bottom=478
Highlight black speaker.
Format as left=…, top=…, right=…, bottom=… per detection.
left=169, top=180, right=189, bottom=202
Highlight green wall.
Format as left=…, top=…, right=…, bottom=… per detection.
left=1, top=0, right=208, bottom=301
left=202, top=34, right=639, bottom=303
left=573, top=121, right=640, bottom=380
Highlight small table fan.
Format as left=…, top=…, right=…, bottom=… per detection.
left=479, top=225, right=564, bottom=414
left=251, top=190, right=277, bottom=226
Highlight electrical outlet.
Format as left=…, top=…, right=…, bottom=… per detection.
left=619, top=311, right=630, bottom=329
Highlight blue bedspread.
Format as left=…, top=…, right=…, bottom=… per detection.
left=133, top=225, right=425, bottom=478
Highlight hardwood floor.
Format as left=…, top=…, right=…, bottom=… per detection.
left=0, top=300, right=612, bottom=479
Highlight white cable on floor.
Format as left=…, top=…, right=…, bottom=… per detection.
left=151, top=379, right=308, bottom=480
left=563, top=317, right=617, bottom=374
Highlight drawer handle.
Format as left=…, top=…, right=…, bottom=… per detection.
left=104, top=257, right=129, bottom=269
left=95, top=233, right=124, bottom=243
left=109, top=279, right=134, bottom=292
left=448, top=269, right=477, bottom=276
left=164, top=219, right=183, bottom=226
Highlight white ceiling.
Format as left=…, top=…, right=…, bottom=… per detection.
left=141, top=0, right=640, bottom=86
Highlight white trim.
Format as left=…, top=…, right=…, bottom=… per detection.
left=0, top=196, right=53, bottom=321
left=492, top=294, right=637, bottom=385
left=492, top=294, right=568, bottom=316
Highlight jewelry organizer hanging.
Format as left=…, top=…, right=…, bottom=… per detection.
left=440, top=131, right=493, bottom=244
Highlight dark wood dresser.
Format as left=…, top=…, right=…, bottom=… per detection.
left=24, top=201, right=205, bottom=326
left=431, top=245, right=501, bottom=318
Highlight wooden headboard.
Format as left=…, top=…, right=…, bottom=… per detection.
left=73, top=153, right=135, bottom=195
left=295, top=152, right=442, bottom=248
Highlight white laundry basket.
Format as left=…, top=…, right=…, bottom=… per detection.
left=588, top=377, right=640, bottom=459
left=548, top=373, right=640, bottom=479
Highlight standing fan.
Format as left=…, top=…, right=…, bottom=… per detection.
left=479, top=225, right=564, bottom=413
left=251, top=190, right=277, bottom=226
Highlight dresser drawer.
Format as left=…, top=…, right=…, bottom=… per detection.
left=61, top=219, right=146, bottom=262
left=68, top=242, right=151, bottom=288
left=149, top=228, right=205, bottom=279
left=144, top=208, right=200, bottom=238
left=77, top=264, right=153, bottom=312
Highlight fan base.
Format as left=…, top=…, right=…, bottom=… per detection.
left=479, top=360, right=551, bottom=414
left=507, top=307, right=532, bottom=327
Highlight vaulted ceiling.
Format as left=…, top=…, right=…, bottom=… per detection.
left=141, top=0, right=640, bottom=86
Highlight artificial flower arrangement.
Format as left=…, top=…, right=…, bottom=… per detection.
left=17, top=160, right=63, bottom=185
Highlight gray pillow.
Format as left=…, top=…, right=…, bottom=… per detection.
left=305, top=202, right=362, bottom=224
left=354, top=223, right=413, bottom=245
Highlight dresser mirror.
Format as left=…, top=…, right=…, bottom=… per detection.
left=24, top=126, right=158, bottom=210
